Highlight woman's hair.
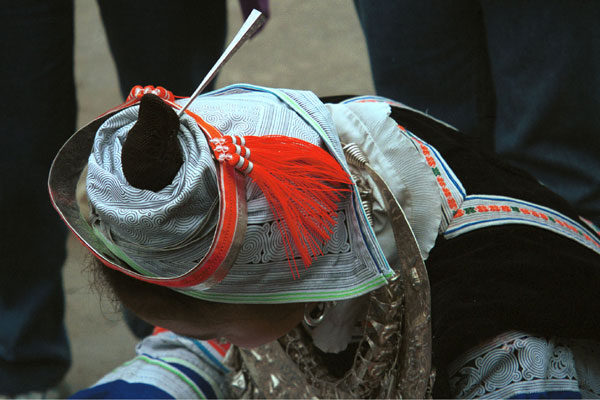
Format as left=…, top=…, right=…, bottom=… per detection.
left=90, top=257, right=301, bottom=329
left=92, top=257, right=205, bottom=321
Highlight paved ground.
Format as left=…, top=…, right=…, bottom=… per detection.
left=65, top=0, right=374, bottom=392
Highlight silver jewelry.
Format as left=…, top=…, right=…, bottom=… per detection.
left=303, top=302, right=328, bottom=327
left=227, top=142, right=434, bottom=399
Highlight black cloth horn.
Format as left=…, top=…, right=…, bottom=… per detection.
left=121, top=93, right=183, bottom=192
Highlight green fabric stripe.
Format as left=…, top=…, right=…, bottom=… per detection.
left=181, top=274, right=390, bottom=303
left=161, top=356, right=225, bottom=399
left=92, top=225, right=156, bottom=277
left=134, top=355, right=205, bottom=399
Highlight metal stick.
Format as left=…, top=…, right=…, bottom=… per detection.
left=177, top=9, right=265, bottom=117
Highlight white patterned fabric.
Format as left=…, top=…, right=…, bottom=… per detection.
left=87, top=85, right=392, bottom=303
left=326, top=101, right=442, bottom=261
left=448, top=331, right=600, bottom=399
left=88, top=104, right=219, bottom=278
left=307, top=101, right=443, bottom=354
left=72, top=332, right=231, bottom=399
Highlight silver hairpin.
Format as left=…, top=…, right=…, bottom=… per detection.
left=177, top=9, right=265, bottom=117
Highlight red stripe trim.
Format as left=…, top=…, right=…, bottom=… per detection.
left=206, top=340, right=231, bottom=357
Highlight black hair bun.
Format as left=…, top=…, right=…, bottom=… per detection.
left=121, top=93, right=183, bottom=192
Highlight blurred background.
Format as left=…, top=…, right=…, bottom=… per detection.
left=65, top=0, right=374, bottom=391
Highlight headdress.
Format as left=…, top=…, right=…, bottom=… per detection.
left=49, top=84, right=393, bottom=303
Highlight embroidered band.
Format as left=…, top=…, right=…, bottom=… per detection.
left=406, top=132, right=466, bottom=230
left=350, top=96, right=600, bottom=256
left=446, top=194, right=600, bottom=255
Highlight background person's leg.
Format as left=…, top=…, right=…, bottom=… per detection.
left=353, top=0, right=495, bottom=149
left=97, top=0, right=228, bottom=97
left=96, top=0, right=228, bottom=339
left=482, top=0, right=600, bottom=225
left=0, top=0, right=74, bottom=393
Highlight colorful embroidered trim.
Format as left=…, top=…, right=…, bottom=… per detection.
left=405, top=131, right=466, bottom=231
left=446, top=195, right=600, bottom=255
left=579, top=216, right=600, bottom=236
left=152, top=328, right=230, bottom=372
left=341, top=95, right=465, bottom=232
left=340, top=95, right=600, bottom=255
left=190, top=340, right=231, bottom=373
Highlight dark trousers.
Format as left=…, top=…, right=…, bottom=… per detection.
left=354, top=0, right=600, bottom=225
left=0, top=0, right=226, bottom=393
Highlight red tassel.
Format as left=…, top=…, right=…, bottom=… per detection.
left=213, top=135, right=353, bottom=278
